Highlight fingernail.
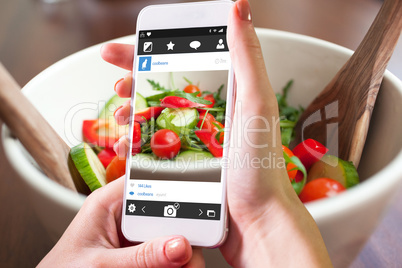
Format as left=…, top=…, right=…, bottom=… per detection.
left=114, top=78, right=124, bottom=92
left=113, top=140, right=120, bottom=155
left=113, top=105, right=123, bottom=117
left=237, top=0, right=252, bottom=21
left=165, top=237, right=189, bottom=263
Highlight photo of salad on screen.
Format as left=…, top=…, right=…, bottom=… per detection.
left=128, top=70, right=229, bottom=181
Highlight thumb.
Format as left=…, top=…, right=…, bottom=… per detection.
left=97, top=236, right=192, bottom=268
left=227, top=0, right=282, bottom=153
left=226, top=0, right=288, bottom=205
left=227, top=0, right=276, bottom=114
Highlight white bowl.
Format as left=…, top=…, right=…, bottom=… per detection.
left=3, top=29, right=402, bottom=267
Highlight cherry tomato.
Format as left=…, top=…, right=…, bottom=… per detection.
left=151, top=129, right=181, bottom=159
left=183, top=84, right=201, bottom=97
left=292, top=139, right=328, bottom=171
left=299, top=178, right=345, bottom=203
left=203, top=94, right=215, bottom=108
left=282, top=145, right=297, bottom=181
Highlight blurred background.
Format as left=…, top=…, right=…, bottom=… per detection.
left=0, top=0, right=401, bottom=267
left=1, top=0, right=400, bottom=86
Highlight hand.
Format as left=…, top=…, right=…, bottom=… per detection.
left=39, top=178, right=204, bottom=267
left=101, top=0, right=332, bottom=267
left=220, top=1, right=332, bottom=267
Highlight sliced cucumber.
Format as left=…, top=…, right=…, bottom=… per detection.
left=99, top=93, right=148, bottom=119
left=156, top=111, right=167, bottom=129
left=156, top=108, right=199, bottom=135
left=146, top=92, right=171, bottom=103
left=99, top=94, right=128, bottom=119
left=175, top=150, right=213, bottom=161
left=307, top=155, right=359, bottom=188
left=132, top=153, right=157, bottom=161
left=135, top=92, right=148, bottom=111
left=70, top=142, right=107, bottom=192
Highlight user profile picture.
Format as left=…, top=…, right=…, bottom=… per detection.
left=216, top=39, right=225, bottom=49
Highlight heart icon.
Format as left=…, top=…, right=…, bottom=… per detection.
left=146, top=32, right=151, bottom=36
left=130, top=183, right=135, bottom=187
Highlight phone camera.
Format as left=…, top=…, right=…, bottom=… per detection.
left=164, top=205, right=177, bottom=217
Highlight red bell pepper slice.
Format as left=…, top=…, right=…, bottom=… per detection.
left=82, top=119, right=126, bottom=149
left=97, top=148, right=116, bottom=168
left=132, top=122, right=142, bottom=155
left=160, top=96, right=208, bottom=108
left=134, top=106, right=164, bottom=123
left=105, top=156, right=126, bottom=183
left=195, top=130, right=223, bottom=157
left=197, top=112, right=224, bottom=144
left=292, top=139, right=328, bottom=171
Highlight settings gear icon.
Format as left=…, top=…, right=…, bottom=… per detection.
left=128, top=203, right=136, bottom=213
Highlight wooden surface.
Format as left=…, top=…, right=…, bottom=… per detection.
left=0, top=0, right=401, bottom=267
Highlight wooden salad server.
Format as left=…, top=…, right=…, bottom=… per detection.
left=0, top=63, right=90, bottom=194
left=292, top=0, right=402, bottom=167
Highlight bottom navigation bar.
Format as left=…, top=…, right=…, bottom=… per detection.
left=125, top=200, right=221, bottom=221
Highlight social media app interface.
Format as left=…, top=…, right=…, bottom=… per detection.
left=126, top=27, right=231, bottom=221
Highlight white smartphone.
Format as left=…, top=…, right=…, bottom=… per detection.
left=122, top=0, right=234, bottom=247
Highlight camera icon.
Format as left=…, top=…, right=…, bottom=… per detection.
left=164, top=205, right=177, bottom=217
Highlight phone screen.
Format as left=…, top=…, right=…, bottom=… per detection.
left=125, top=26, right=232, bottom=222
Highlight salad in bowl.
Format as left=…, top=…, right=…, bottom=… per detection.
left=71, top=72, right=359, bottom=203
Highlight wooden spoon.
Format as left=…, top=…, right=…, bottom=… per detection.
left=0, top=63, right=90, bottom=195
left=292, top=0, right=402, bottom=167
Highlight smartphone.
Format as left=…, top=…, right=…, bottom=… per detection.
left=122, top=0, right=234, bottom=247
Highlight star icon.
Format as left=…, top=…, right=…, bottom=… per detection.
left=167, top=41, right=175, bottom=50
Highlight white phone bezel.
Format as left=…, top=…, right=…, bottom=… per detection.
left=122, top=0, right=234, bottom=247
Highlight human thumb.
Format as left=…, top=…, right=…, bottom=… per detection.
left=97, top=236, right=192, bottom=268
left=227, top=0, right=276, bottom=113
left=227, top=0, right=282, bottom=154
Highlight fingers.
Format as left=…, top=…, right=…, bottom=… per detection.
left=97, top=236, right=193, bottom=268
left=101, top=43, right=135, bottom=71
left=84, top=176, right=125, bottom=213
left=114, top=135, right=130, bottom=158
left=183, top=248, right=205, bottom=268
left=101, top=43, right=134, bottom=98
left=101, top=44, right=135, bottom=157
left=114, top=99, right=131, bottom=125
left=114, top=72, right=133, bottom=98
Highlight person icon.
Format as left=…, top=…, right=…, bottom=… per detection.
left=216, top=39, right=225, bottom=49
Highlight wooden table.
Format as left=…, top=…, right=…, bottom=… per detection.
left=0, top=0, right=401, bottom=267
